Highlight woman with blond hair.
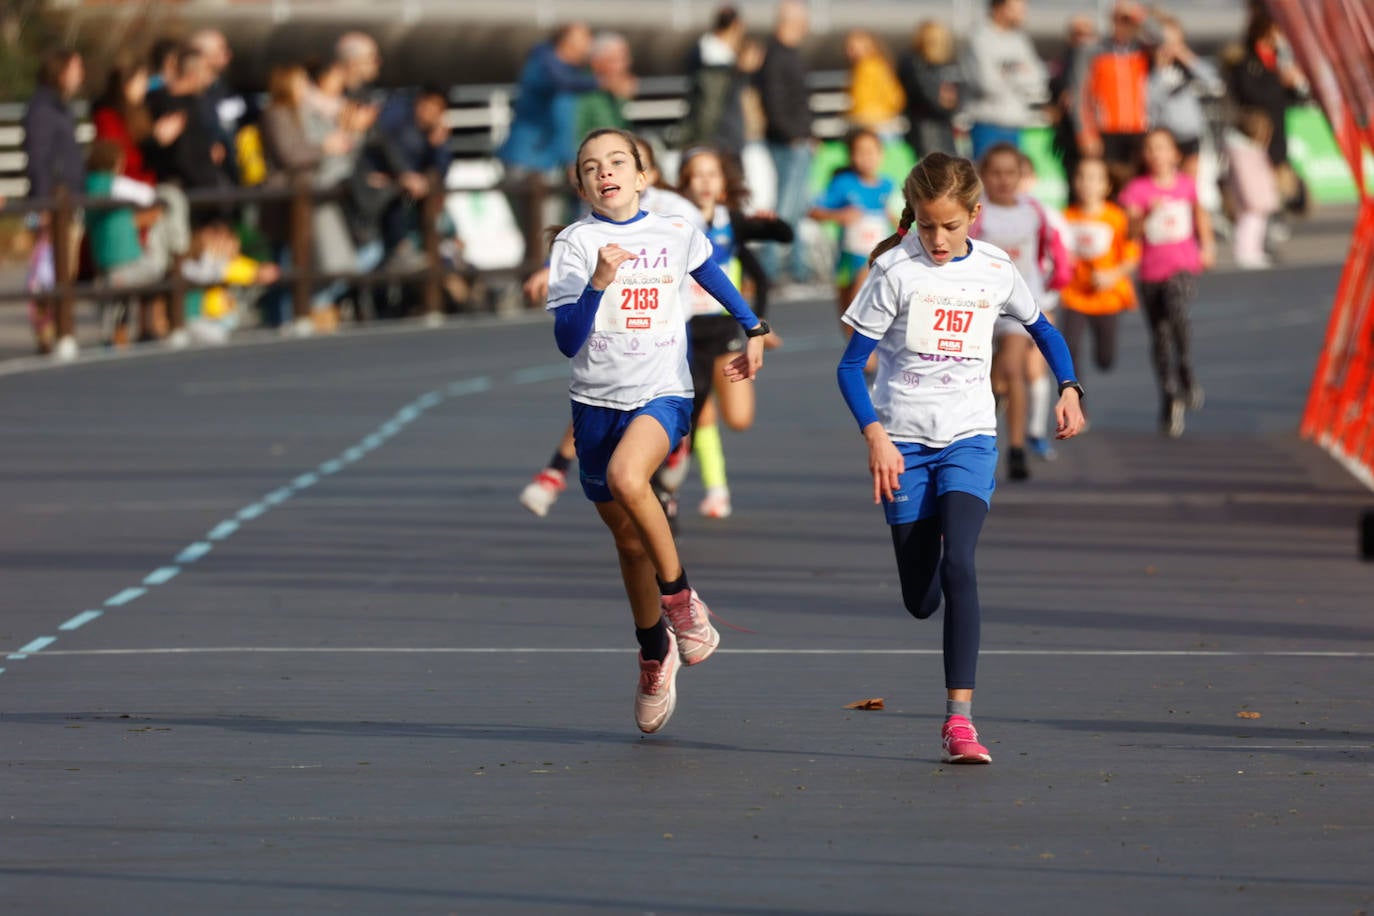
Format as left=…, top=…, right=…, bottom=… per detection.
left=898, top=20, right=964, bottom=157
left=845, top=29, right=906, bottom=139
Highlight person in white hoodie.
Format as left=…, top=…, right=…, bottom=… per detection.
left=962, top=0, right=1049, bottom=160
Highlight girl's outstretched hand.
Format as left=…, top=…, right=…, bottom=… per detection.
left=723, top=334, right=765, bottom=382
left=1054, top=388, right=1088, bottom=439
left=863, top=423, right=904, bottom=505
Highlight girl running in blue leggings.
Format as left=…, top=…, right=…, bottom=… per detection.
left=836, top=152, right=1086, bottom=764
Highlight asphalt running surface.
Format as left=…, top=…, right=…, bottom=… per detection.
left=2, top=263, right=1371, bottom=914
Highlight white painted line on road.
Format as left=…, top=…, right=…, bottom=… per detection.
left=26, top=647, right=1374, bottom=658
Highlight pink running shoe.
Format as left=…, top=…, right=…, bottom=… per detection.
left=659, top=588, right=720, bottom=666
left=635, top=629, right=680, bottom=733
left=519, top=468, right=566, bottom=517
left=941, top=715, right=992, bottom=764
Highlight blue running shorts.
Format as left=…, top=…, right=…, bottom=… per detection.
left=883, top=435, right=998, bottom=525
left=571, top=396, right=693, bottom=503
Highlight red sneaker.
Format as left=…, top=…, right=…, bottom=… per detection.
left=941, top=715, right=992, bottom=764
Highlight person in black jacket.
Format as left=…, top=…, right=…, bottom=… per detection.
left=143, top=47, right=231, bottom=194
left=754, top=0, right=813, bottom=284
left=1226, top=8, right=1308, bottom=214
left=23, top=47, right=87, bottom=203
left=677, top=7, right=753, bottom=161
left=22, top=47, right=86, bottom=356
left=898, top=19, right=965, bottom=158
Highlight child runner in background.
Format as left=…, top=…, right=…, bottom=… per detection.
left=520, top=136, right=706, bottom=517
left=1059, top=157, right=1138, bottom=382
left=1223, top=109, right=1279, bottom=270
left=836, top=151, right=1086, bottom=764
left=810, top=128, right=896, bottom=372
left=656, top=146, right=791, bottom=521
left=1118, top=127, right=1215, bottom=437
left=547, top=128, right=768, bottom=733
left=971, top=143, right=1070, bottom=478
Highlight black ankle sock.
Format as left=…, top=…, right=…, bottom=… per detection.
left=635, top=618, right=670, bottom=662
left=657, top=571, right=688, bottom=596
left=549, top=452, right=572, bottom=474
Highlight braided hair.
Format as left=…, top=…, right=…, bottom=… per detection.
left=868, top=152, right=983, bottom=266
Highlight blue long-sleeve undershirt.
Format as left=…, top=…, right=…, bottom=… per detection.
left=836, top=332, right=881, bottom=431
left=835, top=315, right=1080, bottom=433
left=689, top=258, right=761, bottom=328
left=554, top=286, right=602, bottom=357
left=1024, top=314, right=1078, bottom=387
left=553, top=259, right=761, bottom=358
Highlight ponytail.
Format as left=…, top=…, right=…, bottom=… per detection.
left=869, top=205, right=914, bottom=266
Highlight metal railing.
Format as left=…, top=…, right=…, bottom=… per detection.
left=0, top=172, right=549, bottom=341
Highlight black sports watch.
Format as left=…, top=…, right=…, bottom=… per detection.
left=1059, top=380, right=1086, bottom=401
left=745, top=319, right=771, bottom=339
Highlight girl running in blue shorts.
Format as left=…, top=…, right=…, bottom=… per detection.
left=836, top=152, right=1087, bottom=764
left=548, top=128, right=768, bottom=734
left=520, top=136, right=704, bottom=517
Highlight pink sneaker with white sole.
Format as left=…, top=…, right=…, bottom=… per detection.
left=635, top=629, right=680, bottom=734
left=941, top=715, right=992, bottom=764
left=659, top=588, right=720, bottom=666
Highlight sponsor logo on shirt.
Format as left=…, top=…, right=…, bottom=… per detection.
left=624, top=247, right=671, bottom=270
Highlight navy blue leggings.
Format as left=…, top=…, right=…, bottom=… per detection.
left=889, top=491, right=988, bottom=690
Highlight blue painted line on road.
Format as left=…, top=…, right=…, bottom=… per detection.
left=5, top=372, right=502, bottom=681
left=263, top=487, right=293, bottom=506
left=446, top=378, right=491, bottom=397
left=59, top=610, right=104, bottom=631
left=511, top=364, right=568, bottom=385
left=176, top=542, right=212, bottom=564
left=207, top=520, right=239, bottom=540
left=144, top=567, right=181, bottom=586
left=6, top=655, right=26, bottom=661
left=18, top=636, right=56, bottom=654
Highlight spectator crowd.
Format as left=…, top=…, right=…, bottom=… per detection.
left=13, top=0, right=1313, bottom=361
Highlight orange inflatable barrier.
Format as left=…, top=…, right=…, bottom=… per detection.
left=1269, top=0, right=1374, bottom=494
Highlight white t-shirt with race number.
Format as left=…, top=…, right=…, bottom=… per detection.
left=547, top=211, right=714, bottom=410
left=842, top=237, right=1041, bottom=447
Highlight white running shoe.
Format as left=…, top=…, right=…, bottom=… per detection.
left=519, top=468, right=566, bottom=517
left=660, top=588, right=720, bottom=666
left=699, top=486, right=732, bottom=519
left=635, top=628, right=680, bottom=733
left=657, top=438, right=692, bottom=493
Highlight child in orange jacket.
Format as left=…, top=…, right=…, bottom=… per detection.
left=1060, top=157, right=1139, bottom=379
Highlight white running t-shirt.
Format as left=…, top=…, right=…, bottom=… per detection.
left=842, top=236, right=1041, bottom=447
left=547, top=210, right=714, bottom=410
